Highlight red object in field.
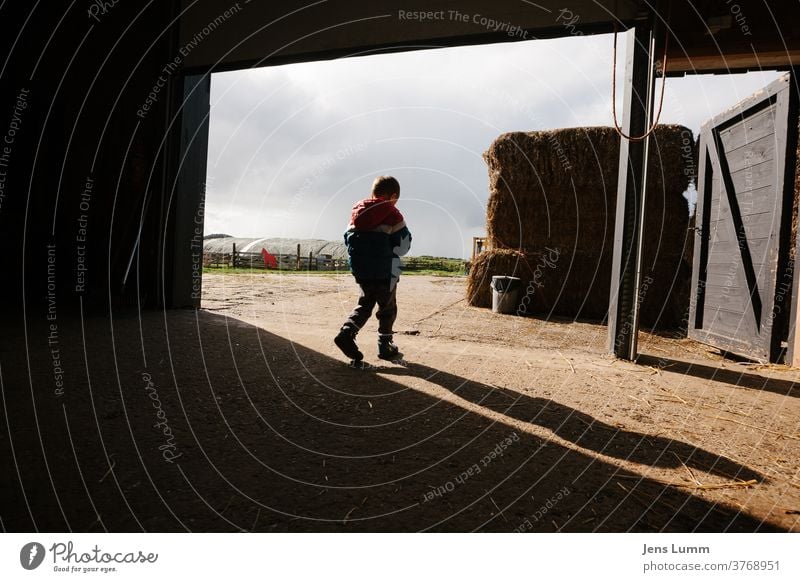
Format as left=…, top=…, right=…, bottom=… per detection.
left=261, top=248, right=277, bottom=269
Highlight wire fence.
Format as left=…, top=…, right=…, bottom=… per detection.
left=204, top=250, right=347, bottom=271
left=203, top=249, right=467, bottom=273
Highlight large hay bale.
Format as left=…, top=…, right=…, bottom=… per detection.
left=477, top=125, right=695, bottom=328
left=484, top=125, right=692, bottom=252
left=468, top=248, right=690, bottom=328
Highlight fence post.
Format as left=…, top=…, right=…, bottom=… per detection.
left=232, top=243, right=236, bottom=268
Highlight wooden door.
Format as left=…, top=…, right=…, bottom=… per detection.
left=689, top=73, right=797, bottom=362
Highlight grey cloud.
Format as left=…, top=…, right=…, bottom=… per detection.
left=204, top=34, right=781, bottom=257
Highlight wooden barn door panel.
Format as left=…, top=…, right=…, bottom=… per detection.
left=689, top=74, right=794, bottom=362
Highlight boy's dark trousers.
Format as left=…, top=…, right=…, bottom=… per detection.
left=343, top=278, right=397, bottom=334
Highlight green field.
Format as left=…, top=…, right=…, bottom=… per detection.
left=400, top=256, right=466, bottom=273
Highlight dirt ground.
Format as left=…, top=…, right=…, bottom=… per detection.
left=1, top=273, right=798, bottom=532
left=199, top=272, right=800, bottom=531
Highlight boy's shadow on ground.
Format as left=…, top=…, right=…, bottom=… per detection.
left=380, top=361, right=763, bottom=483
left=636, top=354, right=800, bottom=399
left=0, top=310, right=782, bottom=532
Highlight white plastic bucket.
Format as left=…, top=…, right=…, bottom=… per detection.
left=491, top=276, right=522, bottom=314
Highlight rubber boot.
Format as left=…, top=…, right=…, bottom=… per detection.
left=334, top=326, right=363, bottom=361
left=377, top=334, right=403, bottom=360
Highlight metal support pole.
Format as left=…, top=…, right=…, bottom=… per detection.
left=608, top=21, right=657, bottom=360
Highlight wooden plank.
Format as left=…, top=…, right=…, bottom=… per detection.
left=709, top=188, right=779, bottom=212
left=703, top=311, right=750, bottom=337
left=741, top=192, right=780, bottom=217
left=700, top=74, right=789, bottom=135
left=711, top=219, right=780, bottom=258
left=702, top=283, right=764, bottom=315
left=719, top=310, right=778, bottom=346
left=708, top=219, right=778, bottom=247
left=707, top=231, right=771, bottom=260
left=724, top=132, right=777, bottom=172
left=727, top=159, right=778, bottom=194
left=729, top=157, right=776, bottom=183
left=785, top=79, right=800, bottom=365
left=704, top=262, right=753, bottom=274
left=718, top=104, right=778, bottom=152
left=705, top=264, right=770, bottom=282
left=711, top=189, right=782, bottom=224
left=691, top=326, right=768, bottom=363
left=704, top=272, right=742, bottom=287
left=762, top=74, right=793, bottom=360
left=689, top=137, right=712, bottom=334
left=665, top=52, right=800, bottom=76
left=707, top=206, right=780, bottom=234
left=701, top=308, right=758, bottom=339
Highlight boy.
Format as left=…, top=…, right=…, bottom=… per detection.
left=335, top=176, right=412, bottom=363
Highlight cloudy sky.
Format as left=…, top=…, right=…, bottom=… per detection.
left=204, top=32, right=780, bottom=258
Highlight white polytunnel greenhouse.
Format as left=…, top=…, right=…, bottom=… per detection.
left=203, top=237, right=349, bottom=260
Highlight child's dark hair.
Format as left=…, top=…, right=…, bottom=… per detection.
left=372, top=175, right=400, bottom=198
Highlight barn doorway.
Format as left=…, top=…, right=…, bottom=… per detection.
left=196, top=34, right=783, bottom=326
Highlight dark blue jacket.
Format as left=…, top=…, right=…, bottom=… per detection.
left=344, top=226, right=412, bottom=282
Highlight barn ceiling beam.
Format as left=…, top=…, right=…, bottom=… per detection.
left=665, top=51, right=800, bottom=75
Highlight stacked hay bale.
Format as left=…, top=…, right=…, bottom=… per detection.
left=469, top=125, right=695, bottom=329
